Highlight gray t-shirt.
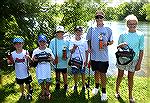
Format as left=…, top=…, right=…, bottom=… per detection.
left=86, top=26, right=113, bottom=61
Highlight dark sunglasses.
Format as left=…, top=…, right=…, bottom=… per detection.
left=95, top=15, right=104, bottom=19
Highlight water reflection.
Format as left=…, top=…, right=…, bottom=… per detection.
left=104, top=21, right=149, bottom=77
left=65, top=21, right=149, bottom=77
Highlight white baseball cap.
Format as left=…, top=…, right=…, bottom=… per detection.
left=56, top=26, right=65, bottom=33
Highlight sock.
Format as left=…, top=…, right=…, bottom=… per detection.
left=56, top=78, right=60, bottom=84
left=102, top=88, right=106, bottom=93
left=95, top=83, right=99, bottom=89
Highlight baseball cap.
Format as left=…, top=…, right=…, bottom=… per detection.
left=13, top=37, right=24, bottom=43
left=74, top=26, right=83, bottom=32
left=95, top=11, right=104, bottom=19
left=56, top=26, right=65, bottom=33
left=38, top=34, right=47, bottom=42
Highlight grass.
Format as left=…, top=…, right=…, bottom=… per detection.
left=0, top=66, right=149, bottom=103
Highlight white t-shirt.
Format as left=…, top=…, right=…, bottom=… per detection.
left=11, top=49, right=29, bottom=79
left=69, top=38, right=88, bottom=63
left=32, top=47, right=54, bottom=80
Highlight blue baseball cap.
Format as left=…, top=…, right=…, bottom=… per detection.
left=38, top=34, right=47, bottom=42
left=13, top=37, right=24, bottom=43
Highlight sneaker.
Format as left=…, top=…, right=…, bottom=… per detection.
left=29, top=88, right=33, bottom=95
left=92, top=88, right=99, bottom=95
left=101, top=93, right=108, bottom=101
left=72, top=85, right=77, bottom=91
left=129, top=98, right=135, bottom=103
left=115, top=93, right=121, bottom=99
left=26, top=94, right=32, bottom=100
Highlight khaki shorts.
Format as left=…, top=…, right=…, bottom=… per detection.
left=116, top=60, right=138, bottom=72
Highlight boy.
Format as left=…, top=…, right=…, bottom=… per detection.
left=69, top=26, right=88, bottom=91
left=32, top=34, right=54, bottom=99
left=7, top=37, right=32, bottom=100
left=49, top=26, right=69, bottom=91
left=86, top=10, right=113, bottom=101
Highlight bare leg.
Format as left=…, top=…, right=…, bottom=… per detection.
left=62, top=73, right=67, bottom=85
left=26, top=84, right=30, bottom=94
left=20, top=84, right=25, bottom=96
left=45, top=82, right=51, bottom=99
left=100, top=73, right=107, bottom=89
left=46, top=82, right=50, bottom=93
left=74, top=74, right=78, bottom=85
left=81, top=73, right=85, bottom=87
left=128, top=71, right=135, bottom=99
left=56, top=71, right=60, bottom=84
left=41, top=83, right=45, bottom=95
left=116, top=69, right=124, bottom=94
left=95, top=70, right=100, bottom=87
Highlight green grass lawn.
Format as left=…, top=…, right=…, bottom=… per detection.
left=0, top=66, right=149, bottom=103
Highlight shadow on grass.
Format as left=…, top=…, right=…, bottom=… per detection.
left=34, top=88, right=67, bottom=103
left=89, top=92, right=102, bottom=103
left=1, top=66, right=14, bottom=75
left=67, top=90, right=88, bottom=103
left=17, top=97, right=32, bottom=103
left=116, top=97, right=126, bottom=103
left=0, top=82, right=16, bottom=102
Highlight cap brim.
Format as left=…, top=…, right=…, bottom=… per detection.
left=96, top=14, right=104, bottom=17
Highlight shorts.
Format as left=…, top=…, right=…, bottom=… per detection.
left=71, top=66, right=85, bottom=74
left=38, top=78, right=51, bottom=84
left=16, top=75, right=32, bottom=85
left=55, top=68, right=67, bottom=73
left=91, top=60, right=109, bottom=73
left=116, top=60, right=138, bottom=72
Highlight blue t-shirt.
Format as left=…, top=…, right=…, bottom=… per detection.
left=49, top=38, right=70, bottom=69
left=86, top=26, right=113, bottom=61
left=118, top=31, right=144, bottom=60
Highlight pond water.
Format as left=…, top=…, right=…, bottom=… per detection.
left=65, top=21, right=150, bottom=77
left=102, top=21, right=149, bottom=77
left=80, top=21, right=150, bottom=76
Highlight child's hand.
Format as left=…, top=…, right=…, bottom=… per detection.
left=33, top=56, right=38, bottom=62
left=25, top=54, right=31, bottom=60
left=7, top=59, right=14, bottom=64
left=53, top=56, right=58, bottom=64
left=73, top=44, right=78, bottom=50
left=7, top=55, right=14, bottom=64
left=48, top=56, right=54, bottom=61
left=84, top=60, right=88, bottom=67
left=71, top=44, right=78, bottom=54
left=117, top=42, right=128, bottom=49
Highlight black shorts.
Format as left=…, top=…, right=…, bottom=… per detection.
left=55, top=68, right=67, bottom=73
left=91, top=60, right=109, bottom=73
left=16, top=75, right=32, bottom=85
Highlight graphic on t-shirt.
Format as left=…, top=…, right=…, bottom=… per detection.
left=15, top=58, right=25, bottom=63
left=35, top=51, right=51, bottom=63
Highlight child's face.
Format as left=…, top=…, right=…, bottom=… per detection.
left=127, top=20, right=137, bottom=30
left=75, top=30, right=82, bottom=37
left=38, top=41, right=47, bottom=47
left=14, top=42, right=23, bottom=50
left=56, top=32, right=64, bottom=39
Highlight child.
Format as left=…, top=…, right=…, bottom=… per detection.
left=69, top=26, right=88, bottom=91
left=7, top=37, right=32, bottom=100
left=49, top=26, right=69, bottom=91
left=32, top=34, right=54, bottom=99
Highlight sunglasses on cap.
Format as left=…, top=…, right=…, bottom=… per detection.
left=95, top=15, right=104, bottom=19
